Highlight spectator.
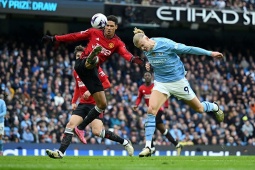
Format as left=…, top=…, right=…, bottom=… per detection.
left=22, top=128, right=34, bottom=143
left=226, top=136, right=237, bottom=146
left=54, top=92, right=64, bottom=106
left=241, top=116, right=254, bottom=143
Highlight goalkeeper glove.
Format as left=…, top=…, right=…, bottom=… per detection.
left=130, top=56, right=144, bottom=66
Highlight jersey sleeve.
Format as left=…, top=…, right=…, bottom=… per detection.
left=72, top=71, right=80, bottom=104
left=115, top=40, right=133, bottom=62
left=98, top=67, right=111, bottom=89
left=135, top=86, right=143, bottom=106
left=167, top=39, right=212, bottom=56
left=102, top=79, right=111, bottom=89
left=164, top=99, right=169, bottom=108
left=55, top=29, right=92, bottom=42
left=0, top=100, right=6, bottom=117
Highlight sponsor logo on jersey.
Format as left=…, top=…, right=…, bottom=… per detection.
left=150, top=59, right=167, bottom=65
left=92, top=44, right=111, bottom=56
left=109, top=43, right=114, bottom=49
left=144, top=94, right=151, bottom=99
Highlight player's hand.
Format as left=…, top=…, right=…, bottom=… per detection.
left=131, top=56, right=144, bottom=66
left=211, top=51, right=224, bottom=59
left=132, top=105, right=138, bottom=111
left=83, top=90, right=91, bottom=100
left=72, top=103, right=77, bottom=110
left=42, top=35, right=55, bottom=43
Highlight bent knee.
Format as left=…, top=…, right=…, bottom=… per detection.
left=97, top=102, right=107, bottom=110
left=92, top=128, right=102, bottom=136
left=66, top=122, right=76, bottom=129
left=147, top=106, right=158, bottom=115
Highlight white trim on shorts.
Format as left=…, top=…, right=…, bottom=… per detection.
left=0, top=122, right=4, bottom=135
left=153, top=78, right=196, bottom=101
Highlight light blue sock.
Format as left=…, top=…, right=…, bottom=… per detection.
left=0, top=140, right=3, bottom=152
left=201, top=101, right=217, bottom=112
left=145, top=114, right=156, bottom=148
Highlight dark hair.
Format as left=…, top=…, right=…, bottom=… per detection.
left=107, top=15, right=118, bottom=25
left=74, top=45, right=84, bottom=56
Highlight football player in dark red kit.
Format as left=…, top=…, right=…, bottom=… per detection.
left=132, top=72, right=183, bottom=156
left=46, top=45, right=134, bottom=159
left=42, top=15, right=143, bottom=145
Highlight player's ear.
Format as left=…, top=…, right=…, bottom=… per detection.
left=115, top=24, right=118, bottom=30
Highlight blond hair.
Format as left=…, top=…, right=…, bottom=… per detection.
left=133, top=27, right=145, bottom=47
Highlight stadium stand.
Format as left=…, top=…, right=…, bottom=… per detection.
left=0, top=26, right=254, bottom=147
left=0, top=0, right=254, bottom=148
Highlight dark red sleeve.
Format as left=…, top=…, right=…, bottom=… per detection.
left=55, top=29, right=92, bottom=42
left=98, top=67, right=111, bottom=89
left=102, top=79, right=111, bottom=89
left=135, top=86, right=143, bottom=106
left=115, top=40, right=133, bottom=62
left=72, top=71, right=80, bottom=104
left=164, top=99, right=169, bottom=108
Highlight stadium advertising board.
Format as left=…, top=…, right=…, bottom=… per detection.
left=1, top=148, right=245, bottom=156
left=0, top=0, right=103, bottom=18
left=3, top=143, right=255, bottom=156
left=157, top=6, right=255, bottom=26
left=105, top=4, right=255, bottom=26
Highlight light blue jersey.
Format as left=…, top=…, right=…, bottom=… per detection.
left=0, top=99, right=7, bottom=123
left=144, top=38, right=212, bottom=82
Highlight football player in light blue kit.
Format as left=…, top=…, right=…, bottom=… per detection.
left=133, top=28, right=225, bottom=157
left=0, top=94, right=7, bottom=156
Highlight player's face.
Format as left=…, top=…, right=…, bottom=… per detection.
left=137, top=37, right=151, bottom=52
left=144, top=72, right=152, bottom=83
left=76, top=51, right=82, bottom=59
left=104, top=21, right=117, bottom=38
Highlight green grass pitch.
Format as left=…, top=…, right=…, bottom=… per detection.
left=0, top=156, right=254, bottom=170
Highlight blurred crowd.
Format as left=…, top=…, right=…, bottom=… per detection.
left=0, top=32, right=255, bottom=148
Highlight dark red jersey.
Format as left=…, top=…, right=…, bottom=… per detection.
left=135, top=83, right=168, bottom=111
left=72, top=67, right=110, bottom=104
left=55, top=28, right=133, bottom=65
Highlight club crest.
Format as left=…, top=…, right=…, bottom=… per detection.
left=109, top=43, right=114, bottom=48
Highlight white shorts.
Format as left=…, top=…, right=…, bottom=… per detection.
left=0, top=122, right=4, bottom=135
left=153, top=78, right=196, bottom=101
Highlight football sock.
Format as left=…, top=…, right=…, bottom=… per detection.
left=0, top=140, right=3, bottom=152
left=201, top=101, right=218, bottom=112
left=145, top=114, right=156, bottom=148
left=77, top=106, right=103, bottom=130
left=103, top=130, right=125, bottom=144
left=164, top=129, right=178, bottom=146
left=59, top=128, right=73, bottom=154
left=151, top=138, right=155, bottom=148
